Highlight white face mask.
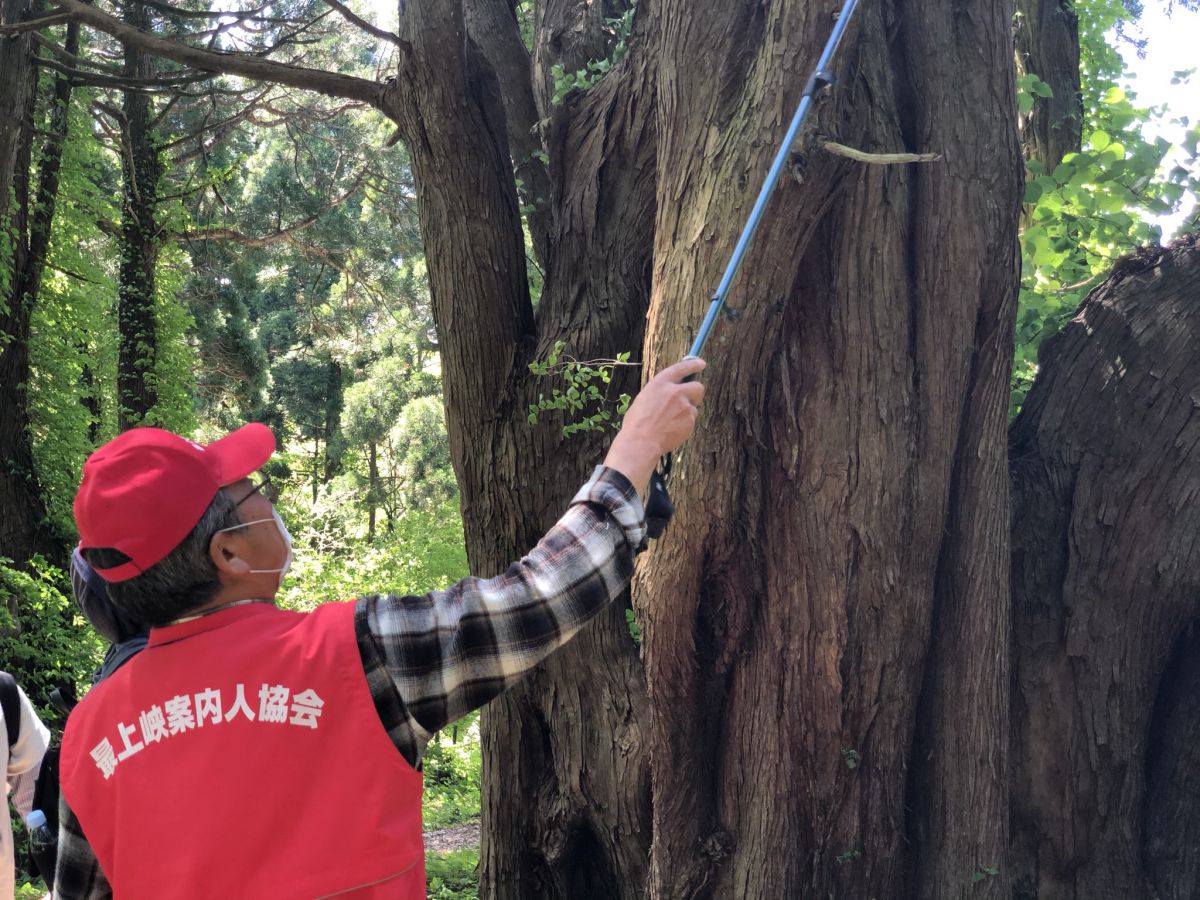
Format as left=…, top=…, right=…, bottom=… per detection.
left=216, top=508, right=294, bottom=587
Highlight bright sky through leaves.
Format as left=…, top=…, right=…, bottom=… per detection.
left=1118, top=3, right=1200, bottom=239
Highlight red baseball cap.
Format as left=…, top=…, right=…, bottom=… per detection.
left=74, top=424, right=276, bottom=582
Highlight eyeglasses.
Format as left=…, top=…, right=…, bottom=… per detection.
left=234, top=472, right=279, bottom=507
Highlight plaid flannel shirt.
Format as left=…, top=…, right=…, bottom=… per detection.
left=54, top=466, right=647, bottom=899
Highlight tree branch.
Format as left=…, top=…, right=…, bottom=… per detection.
left=322, top=0, right=408, bottom=50
left=0, top=11, right=70, bottom=34
left=37, top=53, right=214, bottom=91
left=175, top=167, right=366, bottom=244
left=50, top=0, right=387, bottom=111
left=137, top=0, right=271, bottom=21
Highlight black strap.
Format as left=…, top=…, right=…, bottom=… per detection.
left=32, top=742, right=63, bottom=840
left=0, top=671, right=21, bottom=748
left=645, top=456, right=675, bottom=539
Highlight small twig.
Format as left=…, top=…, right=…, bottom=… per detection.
left=539, top=356, right=641, bottom=374
left=822, top=141, right=941, bottom=164
left=1056, top=274, right=1104, bottom=294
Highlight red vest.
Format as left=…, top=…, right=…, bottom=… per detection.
left=61, top=601, right=426, bottom=899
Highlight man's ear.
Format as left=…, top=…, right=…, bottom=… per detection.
left=210, top=530, right=253, bottom=577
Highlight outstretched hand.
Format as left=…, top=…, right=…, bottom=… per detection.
left=603, top=356, right=706, bottom=494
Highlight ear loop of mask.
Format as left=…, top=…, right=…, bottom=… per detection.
left=215, top=509, right=294, bottom=585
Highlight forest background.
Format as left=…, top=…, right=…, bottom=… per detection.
left=1, top=0, right=1198, bottom=897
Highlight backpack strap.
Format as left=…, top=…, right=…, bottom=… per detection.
left=0, top=671, right=21, bottom=748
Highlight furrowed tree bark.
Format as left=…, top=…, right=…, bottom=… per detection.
left=464, top=0, right=553, bottom=271
left=115, top=0, right=161, bottom=429
left=1145, top=622, right=1200, bottom=900
left=1010, top=233, right=1200, bottom=900
left=1015, top=0, right=1081, bottom=173
left=636, top=0, right=1021, bottom=896
left=0, top=0, right=73, bottom=568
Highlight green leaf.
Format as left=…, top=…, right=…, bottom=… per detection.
left=1088, top=130, right=1111, bottom=151
left=1102, top=86, right=1126, bottom=104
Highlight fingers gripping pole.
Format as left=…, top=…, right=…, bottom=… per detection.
left=647, top=0, right=862, bottom=539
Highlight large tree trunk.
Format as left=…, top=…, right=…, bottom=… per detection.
left=116, top=0, right=161, bottom=430
left=636, top=0, right=1021, bottom=896
left=389, top=2, right=657, bottom=893
left=0, top=0, right=74, bottom=568
left=1010, top=233, right=1200, bottom=900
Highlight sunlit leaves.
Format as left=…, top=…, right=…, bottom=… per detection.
left=1012, top=0, right=1200, bottom=415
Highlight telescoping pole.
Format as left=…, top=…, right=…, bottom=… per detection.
left=645, top=0, right=862, bottom=539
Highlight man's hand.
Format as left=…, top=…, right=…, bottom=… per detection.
left=603, top=356, right=707, bottom=494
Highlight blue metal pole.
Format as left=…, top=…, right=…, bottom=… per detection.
left=687, top=0, right=861, bottom=360
left=645, top=0, right=863, bottom=540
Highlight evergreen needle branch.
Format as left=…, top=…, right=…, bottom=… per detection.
left=49, top=0, right=386, bottom=109
left=32, top=31, right=125, bottom=75
left=136, top=0, right=273, bottom=22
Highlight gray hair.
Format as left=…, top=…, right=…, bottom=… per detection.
left=83, top=490, right=243, bottom=627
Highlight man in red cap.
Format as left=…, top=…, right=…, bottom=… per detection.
left=54, top=357, right=706, bottom=899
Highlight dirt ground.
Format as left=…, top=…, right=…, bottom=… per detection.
left=424, top=820, right=481, bottom=854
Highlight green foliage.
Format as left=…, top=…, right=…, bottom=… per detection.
left=422, top=711, right=482, bottom=830
left=27, top=90, right=121, bottom=538
left=1016, top=73, right=1055, bottom=117
left=527, top=341, right=634, bottom=436
left=840, top=747, right=861, bottom=770
left=625, top=607, right=642, bottom=643
left=426, top=849, right=480, bottom=899
left=276, top=499, right=468, bottom=609
left=514, top=0, right=535, bottom=53
left=391, top=396, right=457, bottom=510
left=0, top=557, right=105, bottom=716
left=550, top=6, right=636, bottom=104
left=971, top=865, right=1000, bottom=883
left=144, top=242, right=199, bottom=431
left=1013, top=0, right=1200, bottom=414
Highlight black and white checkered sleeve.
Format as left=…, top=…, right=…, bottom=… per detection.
left=356, top=466, right=646, bottom=766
